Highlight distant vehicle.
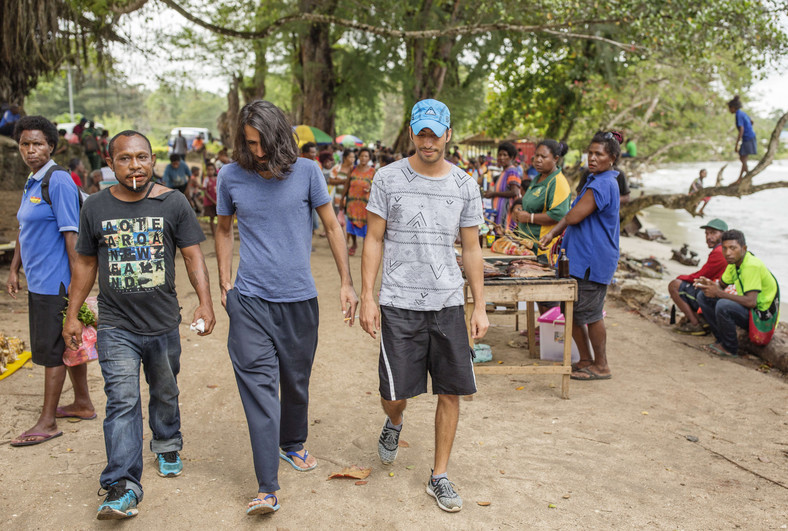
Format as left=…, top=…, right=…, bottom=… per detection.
left=167, top=127, right=216, bottom=154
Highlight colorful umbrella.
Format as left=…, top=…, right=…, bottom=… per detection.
left=293, top=125, right=333, bottom=147
left=336, top=134, right=364, bottom=147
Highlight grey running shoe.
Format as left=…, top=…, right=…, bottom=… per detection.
left=426, top=476, right=463, bottom=512
left=377, top=420, right=400, bottom=465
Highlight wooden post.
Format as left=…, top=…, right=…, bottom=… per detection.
left=562, top=300, right=574, bottom=399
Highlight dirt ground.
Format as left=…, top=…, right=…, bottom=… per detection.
left=1, top=214, right=788, bottom=530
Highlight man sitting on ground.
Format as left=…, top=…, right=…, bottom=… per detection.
left=669, top=219, right=728, bottom=335
left=695, top=229, right=779, bottom=357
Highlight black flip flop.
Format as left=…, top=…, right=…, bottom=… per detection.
left=570, top=367, right=612, bottom=381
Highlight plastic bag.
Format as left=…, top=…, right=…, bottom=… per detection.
left=63, top=325, right=98, bottom=366
left=85, top=296, right=99, bottom=323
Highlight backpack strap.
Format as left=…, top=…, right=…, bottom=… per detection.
left=40, top=164, right=70, bottom=206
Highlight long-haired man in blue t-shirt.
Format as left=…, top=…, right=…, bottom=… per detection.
left=215, top=100, right=358, bottom=516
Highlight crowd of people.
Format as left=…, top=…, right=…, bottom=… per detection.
left=3, top=92, right=779, bottom=522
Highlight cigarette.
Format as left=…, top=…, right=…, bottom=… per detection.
left=133, top=176, right=137, bottom=190
left=343, top=315, right=359, bottom=321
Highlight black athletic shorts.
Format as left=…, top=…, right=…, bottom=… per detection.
left=378, top=305, right=476, bottom=401
left=28, top=283, right=68, bottom=367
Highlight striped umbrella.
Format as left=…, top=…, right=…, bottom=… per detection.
left=336, top=134, right=364, bottom=147
left=293, top=125, right=333, bottom=147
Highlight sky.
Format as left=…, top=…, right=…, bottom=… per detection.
left=749, top=63, right=788, bottom=115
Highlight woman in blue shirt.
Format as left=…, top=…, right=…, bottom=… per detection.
left=727, top=95, right=756, bottom=183
left=7, top=116, right=95, bottom=446
left=539, top=131, right=622, bottom=381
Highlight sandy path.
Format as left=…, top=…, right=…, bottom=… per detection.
left=1, top=231, right=787, bottom=529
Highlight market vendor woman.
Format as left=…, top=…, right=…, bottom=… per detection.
left=512, top=139, right=571, bottom=264
left=539, top=131, right=622, bottom=381
left=7, top=116, right=95, bottom=446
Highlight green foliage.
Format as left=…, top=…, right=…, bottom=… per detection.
left=26, top=69, right=226, bottom=145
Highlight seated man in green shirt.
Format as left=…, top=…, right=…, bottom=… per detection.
left=695, top=230, right=779, bottom=356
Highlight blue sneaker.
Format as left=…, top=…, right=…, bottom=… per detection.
left=156, top=451, right=183, bottom=477
left=97, top=481, right=138, bottom=520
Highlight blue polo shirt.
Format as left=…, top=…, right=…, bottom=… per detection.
left=562, top=169, right=620, bottom=285
left=17, top=160, right=80, bottom=295
left=735, top=109, right=756, bottom=141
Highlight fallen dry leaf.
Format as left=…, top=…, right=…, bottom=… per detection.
left=399, top=440, right=410, bottom=448
left=515, top=386, right=525, bottom=391
left=499, top=469, right=505, bottom=474
left=354, top=481, right=368, bottom=486
left=405, top=465, right=415, bottom=470
left=327, top=465, right=371, bottom=480
left=562, top=494, right=570, bottom=499
left=641, top=411, right=649, bottom=415
left=758, top=456, right=771, bottom=463
left=497, top=360, right=504, bottom=364
left=548, top=503, right=556, bottom=509
left=477, top=501, right=491, bottom=507
left=207, top=384, right=218, bottom=389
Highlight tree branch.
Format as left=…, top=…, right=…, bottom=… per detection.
left=157, top=0, right=638, bottom=48
left=641, top=138, right=717, bottom=165
left=604, top=98, right=651, bottom=130
left=109, top=0, right=149, bottom=15
left=620, top=111, right=788, bottom=223
left=740, top=110, right=788, bottom=185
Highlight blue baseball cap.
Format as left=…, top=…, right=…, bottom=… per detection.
left=410, top=99, right=450, bottom=137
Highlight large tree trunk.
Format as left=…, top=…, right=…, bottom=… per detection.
left=240, top=40, right=266, bottom=103
left=217, top=75, right=241, bottom=148
left=392, top=0, right=460, bottom=153
left=296, top=0, right=337, bottom=134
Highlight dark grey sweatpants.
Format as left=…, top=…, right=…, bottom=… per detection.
left=225, top=289, right=319, bottom=493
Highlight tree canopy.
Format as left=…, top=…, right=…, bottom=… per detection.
left=8, top=0, right=787, bottom=158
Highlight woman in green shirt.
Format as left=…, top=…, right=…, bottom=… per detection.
left=512, top=140, right=572, bottom=264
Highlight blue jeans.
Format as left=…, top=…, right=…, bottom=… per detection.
left=97, top=325, right=183, bottom=502
left=696, top=294, right=749, bottom=354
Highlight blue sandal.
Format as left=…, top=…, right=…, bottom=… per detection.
left=279, top=449, right=318, bottom=471
left=247, top=494, right=279, bottom=515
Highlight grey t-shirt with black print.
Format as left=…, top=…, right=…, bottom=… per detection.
left=366, top=158, right=483, bottom=311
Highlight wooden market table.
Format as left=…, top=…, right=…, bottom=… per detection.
left=464, top=276, right=577, bottom=399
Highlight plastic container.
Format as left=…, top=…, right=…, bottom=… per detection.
left=537, top=307, right=580, bottom=363
left=473, top=343, right=492, bottom=363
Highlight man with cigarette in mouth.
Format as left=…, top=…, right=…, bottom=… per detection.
left=62, top=130, right=216, bottom=520
left=215, top=100, right=358, bottom=516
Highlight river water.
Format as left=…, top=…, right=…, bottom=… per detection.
left=637, top=159, right=787, bottom=300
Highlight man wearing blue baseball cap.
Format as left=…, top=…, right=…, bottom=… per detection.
left=360, top=98, right=489, bottom=512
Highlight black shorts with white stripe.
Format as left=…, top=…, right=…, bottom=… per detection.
left=378, top=305, right=477, bottom=401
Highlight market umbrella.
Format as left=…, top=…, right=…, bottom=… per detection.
left=336, top=134, right=364, bottom=147
left=293, top=125, right=333, bottom=147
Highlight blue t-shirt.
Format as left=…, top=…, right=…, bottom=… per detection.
left=216, top=158, right=331, bottom=302
left=163, top=163, right=191, bottom=188
left=736, top=109, right=756, bottom=141
left=17, top=160, right=80, bottom=295
left=562, top=169, right=620, bottom=285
